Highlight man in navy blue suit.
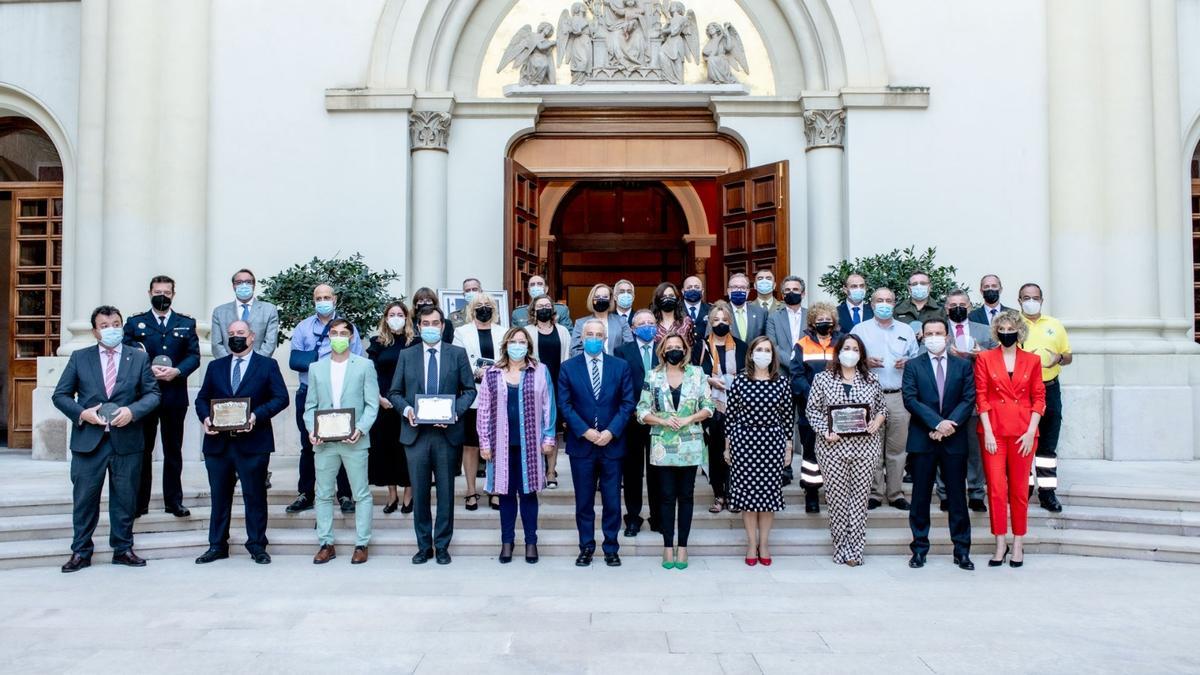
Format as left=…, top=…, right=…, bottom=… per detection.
left=901, top=318, right=976, bottom=571
left=194, top=320, right=290, bottom=565
left=558, top=317, right=636, bottom=567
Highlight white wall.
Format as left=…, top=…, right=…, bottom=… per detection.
left=0, top=2, right=80, bottom=147
left=1181, top=0, right=1200, bottom=148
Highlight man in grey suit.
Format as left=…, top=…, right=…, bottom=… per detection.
left=766, top=275, right=808, bottom=370
left=387, top=305, right=477, bottom=565
left=727, top=272, right=767, bottom=343
left=211, top=268, right=280, bottom=358
left=52, top=306, right=161, bottom=573
left=938, top=289, right=997, bottom=512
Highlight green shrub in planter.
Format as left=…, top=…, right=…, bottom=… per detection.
left=818, top=246, right=962, bottom=304
left=259, top=254, right=400, bottom=338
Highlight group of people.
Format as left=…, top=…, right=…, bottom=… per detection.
left=51, top=264, right=1070, bottom=573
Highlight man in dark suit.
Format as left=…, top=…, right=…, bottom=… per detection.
left=837, top=273, right=873, bottom=329
left=387, top=305, right=477, bottom=565
left=901, top=318, right=976, bottom=571
left=968, top=273, right=1012, bottom=326
left=52, top=306, right=161, bottom=573
left=123, top=274, right=200, bottom=518
left=615, top=309, right=661, bottom=536
left=193, top=320, right=289, bottom=565
left=727, top=272, right=767, bottom=342
left=559, top=317, right=636, bottom=567
left=681, top=275, right=709, bottom=344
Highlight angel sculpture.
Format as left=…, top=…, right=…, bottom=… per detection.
left=557, top=3, right=593, bottom=84
left=702, top=22, right=748, bottom=84
left=497, top=22, right=557, bottom=86
left=657, top=2, right=698, bottom=84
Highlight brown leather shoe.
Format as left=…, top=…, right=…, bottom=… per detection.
left=111, top=550, right=146, bottom=567
left=313, top=544, right=336, bottom=564
left=351, top=546, right=368, bottom=565
left=61, top=554, right=91, bottom=573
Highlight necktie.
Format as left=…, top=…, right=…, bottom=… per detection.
left=103, top=349, right=117, bottom=397
left=241, top=304, right=250, bottom=322
left=735, top=308, right=747, bottom=339
left=689, top=305, right=697, bottom=321
left=590, top=358, right=602, bottom=399
left=158, top=316, right=166, bottom=329
left=955, top=324, right=964, bottom=337
left=852, top=306, right=860, bottom=325
left=232, top=357, right=244, bottom=391
left=935, top=356, right=946, bottom=410
left=989, top=308, right=997, bottom=323
left=641, top=343, right=651, bottom=372
left=426, top=348, right=438, bottom=395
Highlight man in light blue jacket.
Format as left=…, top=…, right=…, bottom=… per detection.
left=304, top=318, right=379, bottom=565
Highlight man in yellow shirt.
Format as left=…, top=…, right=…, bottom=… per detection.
left=1019, top=283, right=1071, bottom=513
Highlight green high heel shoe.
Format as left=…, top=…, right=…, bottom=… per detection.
left=675, top=548, right=688, bottom=570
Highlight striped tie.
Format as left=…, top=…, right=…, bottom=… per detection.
left=590, top=358, right=601, bottom=399
left=103, top=349, right=117, bottom=397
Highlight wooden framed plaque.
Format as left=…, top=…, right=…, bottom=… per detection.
left=828, top=403, right=870, bottom=436
left=315, top=408, right=356, bottom=441
left=211, top=397, right=252, bottom=431
left=414, top=395, right=457, bottom=424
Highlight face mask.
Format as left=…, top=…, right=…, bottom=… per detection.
left=998, top=331, right=1020, bottom=348
left=784, top=291, right=803, bottom=306
left=947, top=306, right=969, bottom=323
left=420, top=326, right=441, bottom=344
left=683, top=289, right=702, bottom=303
left=982, top=289, right=1001, bottom=305
left=729, top=290, right=747, bottom=306
left=151, top=295, right=172, bottom=312
left=386, top=316, right=406, bottom=332
left=330, top=336, right=350, bottom=354
left=633, top=325, right=656, bottom=343
left=464, top=291, right=478, bottom=304
left=528, top=285, right=546, bottom=300
left=923, top=335, right=947, bottom=355
left=752, top=351, right=773, bottom=369
left=664, top=349, right=686, bottom=365
left=593, top=298, right=611, bottom=313
left=1021, top=299, right=1041, bottom=316
left=839, top=350, right=860, bottom=368
left=315, top=300, right=335, bottom=317
left=657, top=297, right=678, bottom=313
left=227, top=335, right=249, bottom=353
left=755, top=279, right=774, bottom=295
left=474, top=307, right=493, bottom=323
left=814, top=322, right=833, bottom=336
left=535, top=307, right=554, bottom=322
left=910, top=284, right=930, bottom=301
left=711, top=322, right=730, bottom=337
left=507, top=343, right=528, bottom=361
left=848, top=287, right=866, bottom=303
left=873, top=303, right=894, bottom=320
left=616, top=292, right=634, bottom=310
left=583, top=337, right=604, bottom=356
left=99, top=327, right=123, bottom=348
left=234, top=283, right=254, bottom=301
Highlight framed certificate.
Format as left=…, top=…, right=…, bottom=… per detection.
left=415, top=394, right=457, bottom=424
left=828, top=403, right=870, bottom=436
left=315, top=408, right=356, bottom=441
left=152, top=355, right=173, bottom=368
left=211, top=397, right=252, bottom=431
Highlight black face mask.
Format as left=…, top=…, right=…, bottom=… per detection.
left=814, top=322, right=833, bottom=336
left=982, top=289, right=1001, bottom=305
left=593, top=298, right=611, bottom=312
left=534, top=307, right=554, bottom=322
left=997, top=331, right=1019, bottom=348
left=658, top=297, right=679, bottom=313
left=711, top=323, right=731, bottom=337
left=664, top=349, right=686, bottom=365
left=474, top=307, right=494, bottom=323
left=151, top=295, right=172, bottom=312
left=784, top=291, right=803, bottom=306
left=227, top=336, right=249, bottom=353
left=947, top=306, right=969, bottom=323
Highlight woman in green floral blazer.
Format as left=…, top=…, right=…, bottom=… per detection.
left=636, top=334, right=715, bottom=569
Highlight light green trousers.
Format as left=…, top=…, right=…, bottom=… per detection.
left=314, top=443, right=373, bottom=546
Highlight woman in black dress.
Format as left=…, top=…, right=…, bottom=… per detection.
left=367, top=301, right=417, bottom=513
left=523, top=295, right=570, bottom=488
left=695, top=301, right=746, bottom=513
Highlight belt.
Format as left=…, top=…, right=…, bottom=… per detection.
left=1043, top=377, right=1060, bottom=386
left=882, top=389, right=901, bottom=394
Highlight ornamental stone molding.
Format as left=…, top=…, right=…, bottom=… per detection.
left=802, top=108, right=845, bottom=149
left=409, top=111, right=452, bottom=151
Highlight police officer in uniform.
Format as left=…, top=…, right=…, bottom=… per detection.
left=124, top=275, right=201, bottom=517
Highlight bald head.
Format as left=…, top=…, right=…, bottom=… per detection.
left=226, top=320, right=255, bottom=355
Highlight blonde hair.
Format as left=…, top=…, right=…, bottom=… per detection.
left=586, top=283, right=613, bottom=316
left=991, top=309, right=1028, bottom=344
left=807, top=301, right=838, bottom=331
left=464, top=292, right=500, bottom=325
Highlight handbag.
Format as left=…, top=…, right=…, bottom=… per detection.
left=288, top=319, right=333, bottom=373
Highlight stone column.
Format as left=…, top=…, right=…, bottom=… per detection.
left=802, top=107, right=846, bottom=301
left=408, top=110, right=452, bottom=290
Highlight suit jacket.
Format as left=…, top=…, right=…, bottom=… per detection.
left=974, top=347, right=1046, bottom=438
left=211, top=299, right=280, bottom=358
left=52, top=345, right=161, bottom=455
left=123, top=310, right=200, bottom=408
left=729, top=302, right=767, bottom=343
left=683, top=302, right=710, bottom=342
left=616, top=339, right=660, bottom=403
left=522, top=323, right=571, bottom=365
left=557, top=353, right=636, bottom=459
left=968, top=304, right=1013, bottom=326
left=386, top=342, right=477, bottom=447
left=511, top=302, right=571, bottom=329
left=948, top=320, right=997, bottom=352
left=766, top=306, right=807, bottom=369
left=569, top=314, right=634, bottom=357
left=837, top=301, right=873, bottom=329
left=303, top=354, right=380, bottom=452
left=754, top=296, right=783, bottom=314
left=901, top=353, right=976, bottom=455
left=194, top=352, right=290, bottom=455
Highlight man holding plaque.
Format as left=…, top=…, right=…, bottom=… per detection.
left=387, top=305, right=477, bottom=565
left=194, top=320, right=289, bottom=565
left=901, top=318, right=976, bottom=571
left=123, top=275, right=201, bottom=519
left=304, top=319, right=380, bottom=565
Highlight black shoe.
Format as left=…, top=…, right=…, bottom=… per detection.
left=252, top=551, right=272, bottom=564
left=400, top=500, right=413, bottom=514
left=969, top=498, right=988, bottom=513
left=575, top=549, right=594, bottom=567
left=525, top=544, right=539, bottom=564
left=383, top=498, right=400, bottom=514
left=623, top=523, right=640, bottom=537
left=890, top=498, right=910, bottom=511
left=939, top=500, right=950, bottom=512
left=265, top=471, right=272, bottom=490
left=286, top=494, right=314, bottom=514
left=908, top=553, right=926, bottom=569
left=435, top=548, right=452, bottom=565
left=61, top=554, right=90, bottom=573
left=954, top=555, right=975, bottom=571
left=781, top=466, right=794, bottom=487
left=902, top=471, right=913, bottom=484
left=476, top=466, right=487, bottom=478
left=195, top=548, right=229, bottom=564
left=1010, top=557, right=1024, bottom=568
left=339, top=497, right=356, bottom=514
left=804, top=489, right=820, bottom=514
left=111, top=550, right=147, bottom=567
left=166, top=505, right=191, bottom=518
left=604, top=553, right=622, bottom=567
left=867, top=498, right=882, bottom=510
left=500, top=543, right=514, bottom=564
left=1039, top=492, right=1063, bottom=513
left=989, top=546, right=1010, bottom=567
left=412, top=547, right=435, bottom=565
left=135, top=507, right=149, bottom=519
left=489, top=495, right=500, bottom=511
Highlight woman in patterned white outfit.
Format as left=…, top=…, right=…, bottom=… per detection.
left=805, top=334, right=887, bottom=566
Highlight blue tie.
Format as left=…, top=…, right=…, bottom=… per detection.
left=231, top=357, right=243, bottom=392
left=240, top=303, right=250, bottom=322
left=852, top=306, right=860, bottom=325
left=426, top=348, right=438, bottom=395
left=590, top=358, right=602, bottom=399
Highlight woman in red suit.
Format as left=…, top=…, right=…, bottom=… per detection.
left=974, top=310, right=1046, bottom=568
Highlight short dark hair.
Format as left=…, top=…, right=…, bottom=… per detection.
left=90, top=305, right=122, bottom=328
left=417, top=304, right=445, bottom=323
left=1018, top=283, right=1043, bottom=298
left=231, top=268, right=255, bottom=284
left=921, top=317, right=949, bottom=334
left=462, top=277, right=481, bottom=289
left=328, top=318, right=353, bottom=333
left=908, top=270, right=931, bottom=283
left=149, top=275, right=175, bottom=291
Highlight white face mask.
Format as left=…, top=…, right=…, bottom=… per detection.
left=752, top=351, right=773, bottom=369
left=839, top=350, right=860, bottom=368
left=386, top=316, right=406, bottom=332
left=923, top=335, right=947, bottom=355
left=1021, top=299, right=1042, bottom=316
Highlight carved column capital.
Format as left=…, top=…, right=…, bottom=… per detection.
left=803, top=108, right=846, bottom=150
left=409, top=111, right=452, bottom=151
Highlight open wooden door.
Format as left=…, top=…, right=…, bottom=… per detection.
left=504, top=158, right=541, bottom=308
left=716, top=161, right=789, bottom=283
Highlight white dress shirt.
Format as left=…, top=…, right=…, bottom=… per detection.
left=329, top=357, right=348, bottom=408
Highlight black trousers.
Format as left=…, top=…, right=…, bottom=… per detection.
left=1034, top=378, right=1062, bottom=494
left=704, top=413, right=730, bottom=500
left=909, top=449, right=971, bottom=559
left=295, top=385, right=350, bottom=500
left=658, top=465, right=698, bottom=547
left=138, top=405, right=187, bottom=512
left=205, top=448, right=270, bottom=554
left=71, top=437, right=141, bottom=557
left=406, top=430, right=460, bottom=551
left=622, top=421, right=660, bottom=528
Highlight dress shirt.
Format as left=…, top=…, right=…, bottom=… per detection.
left=329, top=357, right=348, bottom=408
left=785, top=306, right=804, bottom=344
left=290, top=314, right=364, bottom=386
left=850, top=318, right=918, bottom=391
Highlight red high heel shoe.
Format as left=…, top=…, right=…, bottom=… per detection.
left=758, top=556, right=772, bottom=566
left=745, top=550, right=758, bottom=566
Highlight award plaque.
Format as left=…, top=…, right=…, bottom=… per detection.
left=828, top=403, right=870, bottom=436
left=315, top=408, right=356, bottom=441
left=414, top=395, right=457, bottom=424
left=210, top=397, right=252, bottom=431
left=97, top=402, right=120, bottom=425
left=152, top=355, right=173, bottom=368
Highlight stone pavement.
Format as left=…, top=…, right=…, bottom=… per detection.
left=2, top=552, right=1198, bottom=674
